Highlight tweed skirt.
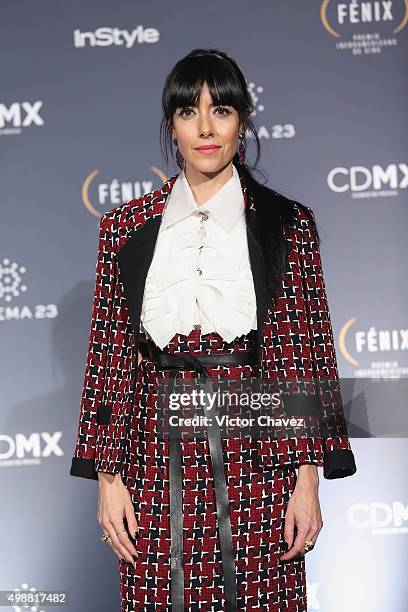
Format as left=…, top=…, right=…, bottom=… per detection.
left=119, top=328, right=307, bottom=611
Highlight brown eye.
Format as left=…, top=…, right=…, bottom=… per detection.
left=215, top=107, right=231, bottom=116
left=178, top=107, right=194, bottom=117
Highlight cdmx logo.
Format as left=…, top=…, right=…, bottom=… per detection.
left=321, top=0, right=408, bottom=36
left=348, top=501, right=408, bottom=534
left=327, top=163, right=408, bottom=195
left=0, top=432, right=63, bottom=463
left=0, top=101, right=44, bottom=130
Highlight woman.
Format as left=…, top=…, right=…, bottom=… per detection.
left=70, top=48, right=356, bottom=611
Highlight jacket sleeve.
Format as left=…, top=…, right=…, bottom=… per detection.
left=69, top=212, right=136, bottom=481
left=299, top=206, right=357, bottom=479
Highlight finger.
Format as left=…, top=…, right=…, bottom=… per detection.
left=302, top=516, right=322, bottom=548
left=124, top=500, right=139, bottom=539
left=281, top=522, right=321, bottom=561
left=114, top=516, right=139, bottom=559
left=100, top=526, right=127, bottom=562
left=280, top=524, right=308, bottom=561
left=283, top=511, right=295, bottom=550
left=301, top=528, right=320, bottom=555
left=106, top=520, right=137, bottom=564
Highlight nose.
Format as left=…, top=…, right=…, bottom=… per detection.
left=197, top=113, right=213, bottom=138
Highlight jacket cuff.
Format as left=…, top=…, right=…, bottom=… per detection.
left=323, top=448, right=357, bottom=479
left=70, top=456, right=98, bottom=480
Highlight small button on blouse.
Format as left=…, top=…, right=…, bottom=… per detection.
left=140, top=163, right=257, bottom=350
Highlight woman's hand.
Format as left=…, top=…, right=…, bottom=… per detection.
left=97, top=472, right=139, bottom=566
left=280, top=464, right=323, bottom=561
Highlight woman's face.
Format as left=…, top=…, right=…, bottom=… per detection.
left=171, top=81, right=242, bottom=175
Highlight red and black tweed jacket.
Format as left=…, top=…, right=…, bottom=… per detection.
left=70, top=170, right=357, bottom=482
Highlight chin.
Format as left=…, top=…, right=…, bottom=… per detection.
left=187, top=159, right=228, bottom=175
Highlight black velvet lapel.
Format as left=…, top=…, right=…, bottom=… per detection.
left=117, top=216, right=162, bottom=347
left=245, top=206, right=270, bottom=364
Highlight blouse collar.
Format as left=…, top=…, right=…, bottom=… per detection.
left=162, top=163, right=245, bottom=233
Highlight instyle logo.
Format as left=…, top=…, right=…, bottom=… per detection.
left=0, top=432, right=63, bottom=467
left=81, top=167, right=167, bottom=218
left=348, top=501, right=408, bottom=534
left=320, top=0, right=408, bottom=54
left=327, top=163, right=408, bottom=197
left=0, top=259, right=58, bottom=322
left=73, top=25, right=160, bottom=48
left=0, top=101, right=44, bottom=135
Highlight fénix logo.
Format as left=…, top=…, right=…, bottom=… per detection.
left=73, top=25, right=160, bottom=48
left=321, top=0, right=407, bottom=33
left=348, top=501, right=408, bottom=534
left=0, top=432, right=63, bottom=467
left=355, top=326, right=408, bottom=354
left=320, top=0, right=407, bottom=55
left=81, top=167, right=167, bottom=218
left=327, top=163, right=408, bottom=196
left=339, top=318, right=408, bottom=366
left=0, top=101, right=44, bottom=132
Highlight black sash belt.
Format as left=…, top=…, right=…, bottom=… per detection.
left=146, top=338, right=257, bottom=611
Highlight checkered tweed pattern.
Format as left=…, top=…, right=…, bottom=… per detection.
left=69, top=170, right=357, bottom=608
left=70, top=170, right=355, bottom=481
left=255, top=203, right=353, bottom=473
left=120, top=328, right=307, bottom=611
left=70, top=179, right=174, bottom=477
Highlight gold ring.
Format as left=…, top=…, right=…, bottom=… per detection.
left=304, top=539, right=314, bottom=552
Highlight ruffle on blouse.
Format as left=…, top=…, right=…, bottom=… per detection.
left=140, top=223, right=257, bottom=350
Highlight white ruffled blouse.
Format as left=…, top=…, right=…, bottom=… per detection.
left=139, top=163, right=257, bottom=349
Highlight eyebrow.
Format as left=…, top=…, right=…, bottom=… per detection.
left=180, top=102, right=231, bottom=108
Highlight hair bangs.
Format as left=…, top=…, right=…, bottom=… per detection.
left=166, top=59, right=243, bottom=114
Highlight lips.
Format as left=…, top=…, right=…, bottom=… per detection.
left=194, top=145, right=221, bottom=151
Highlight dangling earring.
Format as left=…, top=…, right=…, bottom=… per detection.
left=238, top=133, right=246, bottom=164
left=173, top=138, right=185, bottom=169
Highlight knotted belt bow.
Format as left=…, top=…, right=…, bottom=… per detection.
left=146, top=333, right=257, bottom=612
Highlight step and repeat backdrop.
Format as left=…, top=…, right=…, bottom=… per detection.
left=1, top=1, right=407, bottom=610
